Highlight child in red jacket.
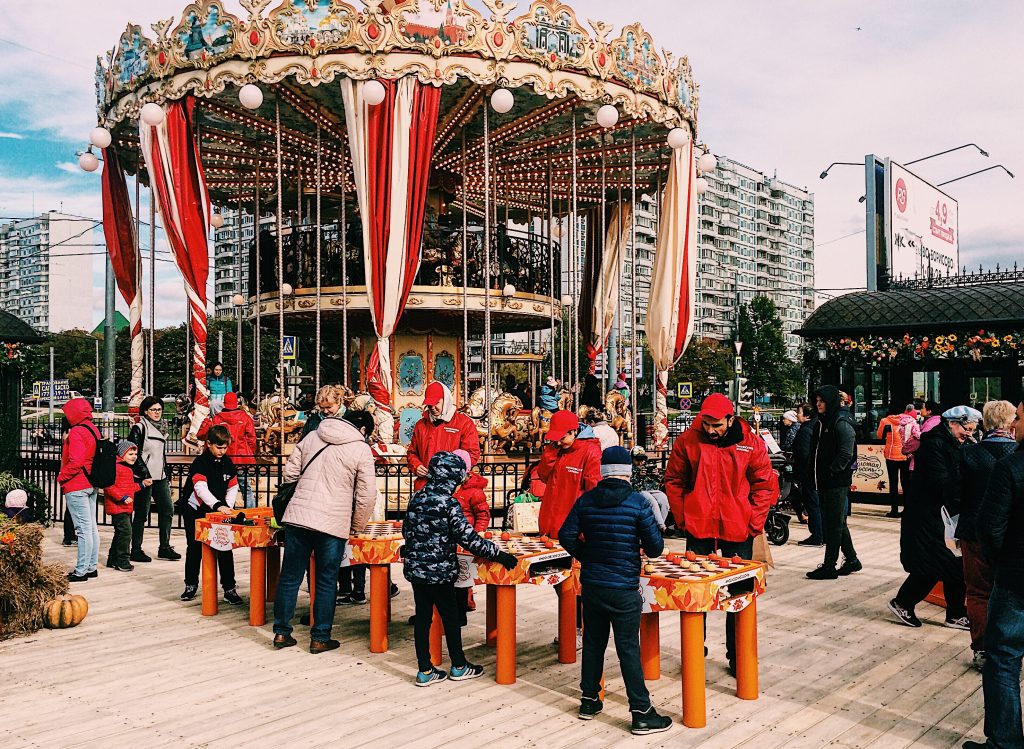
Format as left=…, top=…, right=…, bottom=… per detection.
left=105, top=441, right=152, bottom=572
left=453, top=449, right=490, bottom=620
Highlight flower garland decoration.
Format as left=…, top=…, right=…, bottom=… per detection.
left=804, top=330, right=1024, bottom=366
left=0, top=342, right=21, bottom=368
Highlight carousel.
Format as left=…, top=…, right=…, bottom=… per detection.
left=87, top=0, right=711, bottom=455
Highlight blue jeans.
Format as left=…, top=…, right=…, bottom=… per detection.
left=273, top=526, right=345, bottom=642
left=801, top=482, right=823, bottom=541
left=983, top=581, right=1024, bottom=749
left=65, top=488, right=99, bottom=576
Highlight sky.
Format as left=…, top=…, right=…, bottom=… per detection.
left=0, top=0, right=1021, bottom=327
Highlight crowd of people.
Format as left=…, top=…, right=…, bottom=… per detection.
left=53, top=376, right=1024, bottom=744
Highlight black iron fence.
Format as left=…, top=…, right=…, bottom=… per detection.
left=21, top=419, right=186, bottom=454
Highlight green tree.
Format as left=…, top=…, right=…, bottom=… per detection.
left=734, top=295, right=800, bottom=401
left=670, top=337, right=733, bottom=396
left=20, top=330, right=100, bottom=396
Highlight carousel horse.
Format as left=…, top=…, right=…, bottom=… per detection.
left=488, top=394, right=524, bottom=453
left=529, top=388, right=578, bottom=449
left=463, top=387, right=502, bottom=437
left=605, top=390, right=633, bottom=445
left=348, top=391, right=402, bottom=455
left=173, top=395, right=203, bottom=454
left=257, top=394, right=304, bottom=454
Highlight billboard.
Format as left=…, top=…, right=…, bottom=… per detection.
left=885, top=160, right=958, bottom=280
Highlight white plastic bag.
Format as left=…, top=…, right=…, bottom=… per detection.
left=941, top=506, right=961, bottom=557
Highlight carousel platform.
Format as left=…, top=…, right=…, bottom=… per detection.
left=2, top=509, right=987, bottom=748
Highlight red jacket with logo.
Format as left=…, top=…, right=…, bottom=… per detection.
left=664, top=418, right=778, bottom=542
left=104, top=461, right=142, bottom=516
left=198, top=407, right=257, bottom=465
left=454, top=473, right=491, bottom=532
left=536, top=437, right=602, bottom=537
left=407, top=412, right=481, bottom=490
left=58, top=398, right=100, bottom=494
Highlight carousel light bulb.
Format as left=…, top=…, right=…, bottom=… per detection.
left=140, top=102, right=165, bottom=126
left=695, top=177, right=709, bottom=194
left=667, top=127, right=689, bottom=149
left=281, top=283, right=293, bottom=296
left=490, top=88, right=514, bottom=114
left=210, top=212, right=225, bottom=229
left=78, top=150, right=99, bottom=173
left=698, top=152, right=718, bottom=173
left=89, top=127, right=112, bottom=150
left=502, top=283, right=516, bottom=298
left=362, top=79, right=387, bottom=106
left=560, top=294, right=574, bottom=307
left=239, top=83, right=264, bottom=110
left=596, top=104, right=619, bottom=128
left=232, top=293, right=245, bottom=306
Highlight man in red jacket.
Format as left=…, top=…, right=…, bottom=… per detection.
left=58, top=398, right=103, bottom=582
left=199, top=392, right=258, bottom=506
left=536, top=411, right=603, bottom=538
left=664, top=393, right=777, bottom=673
left=407, top=381, right=480, bottom=491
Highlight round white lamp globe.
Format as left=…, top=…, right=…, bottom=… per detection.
left=231, top=293, right=245, bottom=306
left=667, top=128, right=689, bottom=150
left=281, top=283, right=293, bottom=296
left=695, top=177, right=709, bottom=195
left=140, top=102, right=165, bottom=126
left=362, top=79, right=387, bottom=106
left=596, top=104, right=619, bottom=129
left=89, top=127, right=112, bottom=149
left=502, top=283, right=516, bottom=298
left=238, top=84, right=264, bottom=110
left=78, top=151, right=99, bottom=173
left=210, top=213, right=225, bottom=229
left=490, top=88, right=514, bottom=114
left=560, top=294, right=574, bottom=307
left=698, top=152, right=717, bottom=174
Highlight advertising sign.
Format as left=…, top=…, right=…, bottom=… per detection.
left=32, top=379, right=71, bottom=403
left=885, top=160, right=958, bottom=280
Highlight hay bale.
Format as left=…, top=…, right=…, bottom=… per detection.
left=0, top=520, right=68, bottom=639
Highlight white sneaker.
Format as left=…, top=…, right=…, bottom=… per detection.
left=944, top=616, right=970, bottom=631
left=576, top=627, right=584, bottom=651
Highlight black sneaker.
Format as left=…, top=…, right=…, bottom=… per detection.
left=390, top=583, right=400, bottom=598
left=806, top=565, right=839, bottom=580
left=631, top=707, right=673, bottom=735
left=62, top=540, right=77, bottom=546
left=884, top=510, right=901, bottom=518
left=180, top=585, right=198, bottom=601
left=337, top=592, right=367, bottom=606
left=962, top=741, right=986, bottom=749
left=797, top=536, right=824, bottom=546
left=299, top=613, right=311, bottom=626
left=224, top=588, right=243, bottom=605
left=130, top=551, right=152, bottom=563
left=67, top=572, right=89, bottom=583
left=449, top=662, right=485, bottom=681
left=887, top=599, right=922, bottom=627
left=578, top=697, right=603, bottom=720
left=86, top=570, right=98, bottom=579
left=113, top=563, right=135, bottom=572
left=158, top=547, right=182, bottom=561
left=837, top=558, right=863, bottom=576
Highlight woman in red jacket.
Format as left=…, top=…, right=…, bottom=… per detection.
left=453, top=449, right=490, bottom=619
left=105, top=441, right=153, bottom=572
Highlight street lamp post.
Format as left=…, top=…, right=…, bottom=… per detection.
left=733, top=340, right=743, bottom=412
left=232, top=293, right=245, bottom=396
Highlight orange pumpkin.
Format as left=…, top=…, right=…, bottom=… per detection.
left=43, top=594, right=89, bottom=629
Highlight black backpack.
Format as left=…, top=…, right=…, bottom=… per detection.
left=73, top=424, right=118, bottom=489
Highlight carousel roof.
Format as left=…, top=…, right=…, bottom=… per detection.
left=0, top=310, right=45, bottom=343
left=798, top=282, right=1024, bottom=337
left=95, top=0, right=701, bottom=216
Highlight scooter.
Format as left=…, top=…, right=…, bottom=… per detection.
left=764, top=452, right=793, bottom=546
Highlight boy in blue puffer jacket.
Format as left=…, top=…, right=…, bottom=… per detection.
left=559, top=446, right=672, bottom=736
left=403, top=452, right=517, bottom=686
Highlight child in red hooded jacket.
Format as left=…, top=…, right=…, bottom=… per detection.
left=105, top=441, right=153, bottom=572
left=453, top=449, right=490, bottom=620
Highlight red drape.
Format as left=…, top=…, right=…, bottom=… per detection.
left=100, top=147, right=138, bottom=306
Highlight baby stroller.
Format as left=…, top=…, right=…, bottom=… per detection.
left=764, top=452, right=793, bottom=546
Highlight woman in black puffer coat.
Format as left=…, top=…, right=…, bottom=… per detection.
left=888, top=408, right=980, bottom=629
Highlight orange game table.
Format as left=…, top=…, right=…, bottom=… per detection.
left=338, top=521, right=405, bottom=653
left=638, top=552, right=767, bottom=728
left=194, top=507, right=281, bottom=626
left=444, top=533, right=579, bottom=684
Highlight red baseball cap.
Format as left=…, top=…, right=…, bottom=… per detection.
left=546, top=410, right=579, bottom=441
left=699, top=393, right=735, bottom=420
left=423, top=382, right=445, bottom=407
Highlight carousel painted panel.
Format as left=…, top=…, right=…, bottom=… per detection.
left=268, top=0, right=357, bottom=54
left=171, top=0, right=240, bottom=68
left=395, top=0, right=481, bottom=55
left=397, top=351, right=425, bottom=397
left=610, top=23, right=662, bottom=93
left=515, top=0, right=588, bottom=68
left=432, top=350, right=456, bottom=390
left=398, top=405, right=421, bottom=446
left=112, top=25, right=153, bottom=93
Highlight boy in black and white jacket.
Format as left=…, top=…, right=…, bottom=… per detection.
left=178, top=425, right=243, bottom=604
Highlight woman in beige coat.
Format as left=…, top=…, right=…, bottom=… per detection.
left=272, top=410, right=377, bottom=653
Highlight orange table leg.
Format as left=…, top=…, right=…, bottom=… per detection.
left=495, top=585, right=517, bottom=684
left=735, top=599, right=759, bottom=700
left=249, top=547, right=267, bottom=626
left=680, top=611, right=707, bottom=728
left=485, top=585, right=497, bottom=647
left=640, top=612, right=661, bottom=680
left=557, top=579, right=577, bottom=664
left=201, top=543, right=218, bottom=616
left=308, top=553, right=316, bottom=630
left=266, top=545, right=280, bottom=602
left=369, top=565, right=389, bottom=653
left=430, top=606, right=443, bottom=666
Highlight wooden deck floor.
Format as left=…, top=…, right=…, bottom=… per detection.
left=2, top=510, right=992, bottom=749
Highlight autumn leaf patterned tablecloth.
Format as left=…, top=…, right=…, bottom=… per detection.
left=640, top=562, right=766, bottom=614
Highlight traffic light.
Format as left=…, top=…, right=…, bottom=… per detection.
left=738, top=377, right=752, bottom=406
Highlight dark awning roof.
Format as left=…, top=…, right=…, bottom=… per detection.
left=0, top=309, right=45, bottom=343
left=798, top=282, right=1024, bottom=338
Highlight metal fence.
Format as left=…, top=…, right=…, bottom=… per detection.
left=21, top=418, right=186, bottom=454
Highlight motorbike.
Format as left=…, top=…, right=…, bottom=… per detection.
left=764, top=452, right=794, bottom=546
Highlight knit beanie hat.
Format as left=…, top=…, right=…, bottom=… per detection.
left=117, top=439, right=136, bottom=457
left=452, top=449, right=473, bottom=470
left=601, top=446, right=633, bottom=478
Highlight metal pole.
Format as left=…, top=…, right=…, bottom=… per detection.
left=48, top=346, right=54, bottom=424
left=547, top=150, right=554, bottom=382
left=341, top=183, right=349, bottom=387
left=461, top=130, right=469, bottom=399
left=276, top=98, right=285, bottom=438
left=103, top=257, right=116, bottom=412
left=236, top=303, right=242, bottom=397
left=149, top=185, right=156, bottom=393
left=133, top=172, right=143, bottom=394
left=570, top=108, right=578, bottom=399
left=217, top=329, right=223, bottom=365
left=236, top=175, right=244, bottom=395
left=629, top=127, right=638, bottom=439
left=184, top=298, right=190, bottom=397
left=483, top=100, right=492, bottom=412
left=315, top=117, right=322, bottom=391
left=94, top=338, right=100, bottom=398
left=602, top=133, right=613, bottom=391
left=254, top=159, right=262, bottom=401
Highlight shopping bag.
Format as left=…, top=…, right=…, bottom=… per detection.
left=941, top=506, right=962, bottom=557
left=752, top=532, right=775, bottom=570
left=509, top=502, right=540, bottom=534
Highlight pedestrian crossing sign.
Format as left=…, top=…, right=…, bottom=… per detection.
left=677, top=382, right=692, bottom=399
left=282, top=335, right=297, bottom=361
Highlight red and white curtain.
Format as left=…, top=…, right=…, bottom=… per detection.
left=100, top=146, right=144, bottom=412
left=580, top=202, right=632, bottom=373
left=646, top=140, right=698, bottom=447
left=341, top=77, right=441, bottom=415
left=139, top=97, right=211, bottom=438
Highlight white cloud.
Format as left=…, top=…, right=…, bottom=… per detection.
left=55, top=161, right=84, bottom=176
left=0, top=131, right=24, bottom=140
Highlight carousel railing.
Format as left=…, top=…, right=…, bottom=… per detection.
left=251, top=222, right=561, bottom=299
